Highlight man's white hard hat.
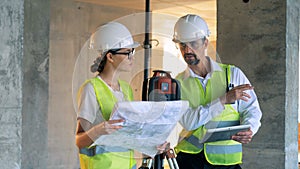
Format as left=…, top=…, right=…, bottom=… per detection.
left=173, top=14, right=210, bottom=43
left=89, top=22, right=140, bottom=52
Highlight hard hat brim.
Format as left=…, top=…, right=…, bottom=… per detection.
left=123, top=41, right=140, bottom=49
left=172, top=36, right=207, bottom=43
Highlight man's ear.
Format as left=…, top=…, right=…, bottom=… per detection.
left=204, top=38, right=209, bottom=48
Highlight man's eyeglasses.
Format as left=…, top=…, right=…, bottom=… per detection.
left=110, top=49, right=135, bottom=60
left=177, top=39, right=204, bottom=50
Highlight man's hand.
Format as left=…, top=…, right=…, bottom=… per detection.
left=232, top=129, right=253, bottom=144
left=220, top=84, right=254, bottom=104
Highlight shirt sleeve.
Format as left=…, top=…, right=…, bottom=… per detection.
left=77, top=83, right=104, bottom=124
left=231, top=66, right=262, bottom=135
left=179, top=99, right=225, bottom=131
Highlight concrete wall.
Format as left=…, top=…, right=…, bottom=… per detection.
left=1, top=0, right=299, bottom=168
left=0, top=0, right=24, bottom=169
left=217, top=0, right=299, bottom=168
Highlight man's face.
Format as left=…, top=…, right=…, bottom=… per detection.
left=177, top=39, right=207, bottom=65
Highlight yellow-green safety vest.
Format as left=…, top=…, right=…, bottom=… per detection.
left=78, top=77, right=136, bottom=169
left=175, top=64, right=243, bottom=165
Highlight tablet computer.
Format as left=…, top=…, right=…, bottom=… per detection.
left=200, top=124, right=251, bottom=143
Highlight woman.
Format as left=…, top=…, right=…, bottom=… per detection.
left=75, top=22, right=140, bottom=169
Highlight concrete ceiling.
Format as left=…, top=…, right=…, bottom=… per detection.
left=76, top=0, right=216, bottom=42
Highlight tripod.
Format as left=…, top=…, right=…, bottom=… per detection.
left=140, top=70, right=181, bottom=169
left=139, top=148, right=179, bottom=169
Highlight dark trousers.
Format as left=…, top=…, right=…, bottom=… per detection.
left=176, top=151, right=242, bottom=169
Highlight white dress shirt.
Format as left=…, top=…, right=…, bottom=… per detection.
left=179, top=58, right=262, bottom=135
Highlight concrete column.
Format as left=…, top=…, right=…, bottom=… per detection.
left=217, top=0, right=299, bottom=168
left=0, top=1, right=24, bottom=169
left=22, top=0, right=50, bottom=168
left=285, top=0, right=299, bottom=168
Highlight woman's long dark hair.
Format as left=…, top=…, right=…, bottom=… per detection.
left=97, top=55, right=107, bottom=73
left=90, top=49, right=121, bottom=73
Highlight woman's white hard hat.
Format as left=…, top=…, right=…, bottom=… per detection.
left=89, top=22, right=140, bottom=52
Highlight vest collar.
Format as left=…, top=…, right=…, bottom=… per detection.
left=182, top=57, right=223, bottom=80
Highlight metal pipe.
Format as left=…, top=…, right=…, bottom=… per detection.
left=143, top=0, right=151, bottom=81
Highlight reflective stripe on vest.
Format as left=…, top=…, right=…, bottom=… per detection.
left=185, top=135, right=204, bottom=150
left=78, top=77, right=135, bottom=169
left=175, top=64, right=243, bottom=165
left=206, top=143, right=242, bottom=154
left=80, top=146, right=129, bottom=157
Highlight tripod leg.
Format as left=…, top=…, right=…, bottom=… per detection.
left=154, top=154, right=164, bottom=169
left=147, top=158, right=153, bottom=169
left=171, top=158, right=179, bottom=169
left=166, top=149, right=179, bottom=169
left=139, top=158, right=150, bottom=169
left=167, top=158, right=175, bottom=169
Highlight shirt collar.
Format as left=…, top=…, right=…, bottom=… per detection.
left=182, top=57, right=223, bottom=79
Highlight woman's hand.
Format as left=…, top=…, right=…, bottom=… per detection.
left=93, top=119, right=125, bottom=136
left=75, top=119, right=124, bottom=149
left=156, top=141, right=170, bottom=154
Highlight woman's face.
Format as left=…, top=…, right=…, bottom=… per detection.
left=110, top=48, right=135, bottom=72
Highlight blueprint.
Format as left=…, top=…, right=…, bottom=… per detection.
left=92, top=100, right=189, bottom=157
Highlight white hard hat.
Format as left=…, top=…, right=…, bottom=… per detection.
left=173, top=14, right=210, bottom=43
left=89, top=22, right=139, bottom=52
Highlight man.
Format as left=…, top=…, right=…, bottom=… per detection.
left=173, top=14, right=262, bottom=169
